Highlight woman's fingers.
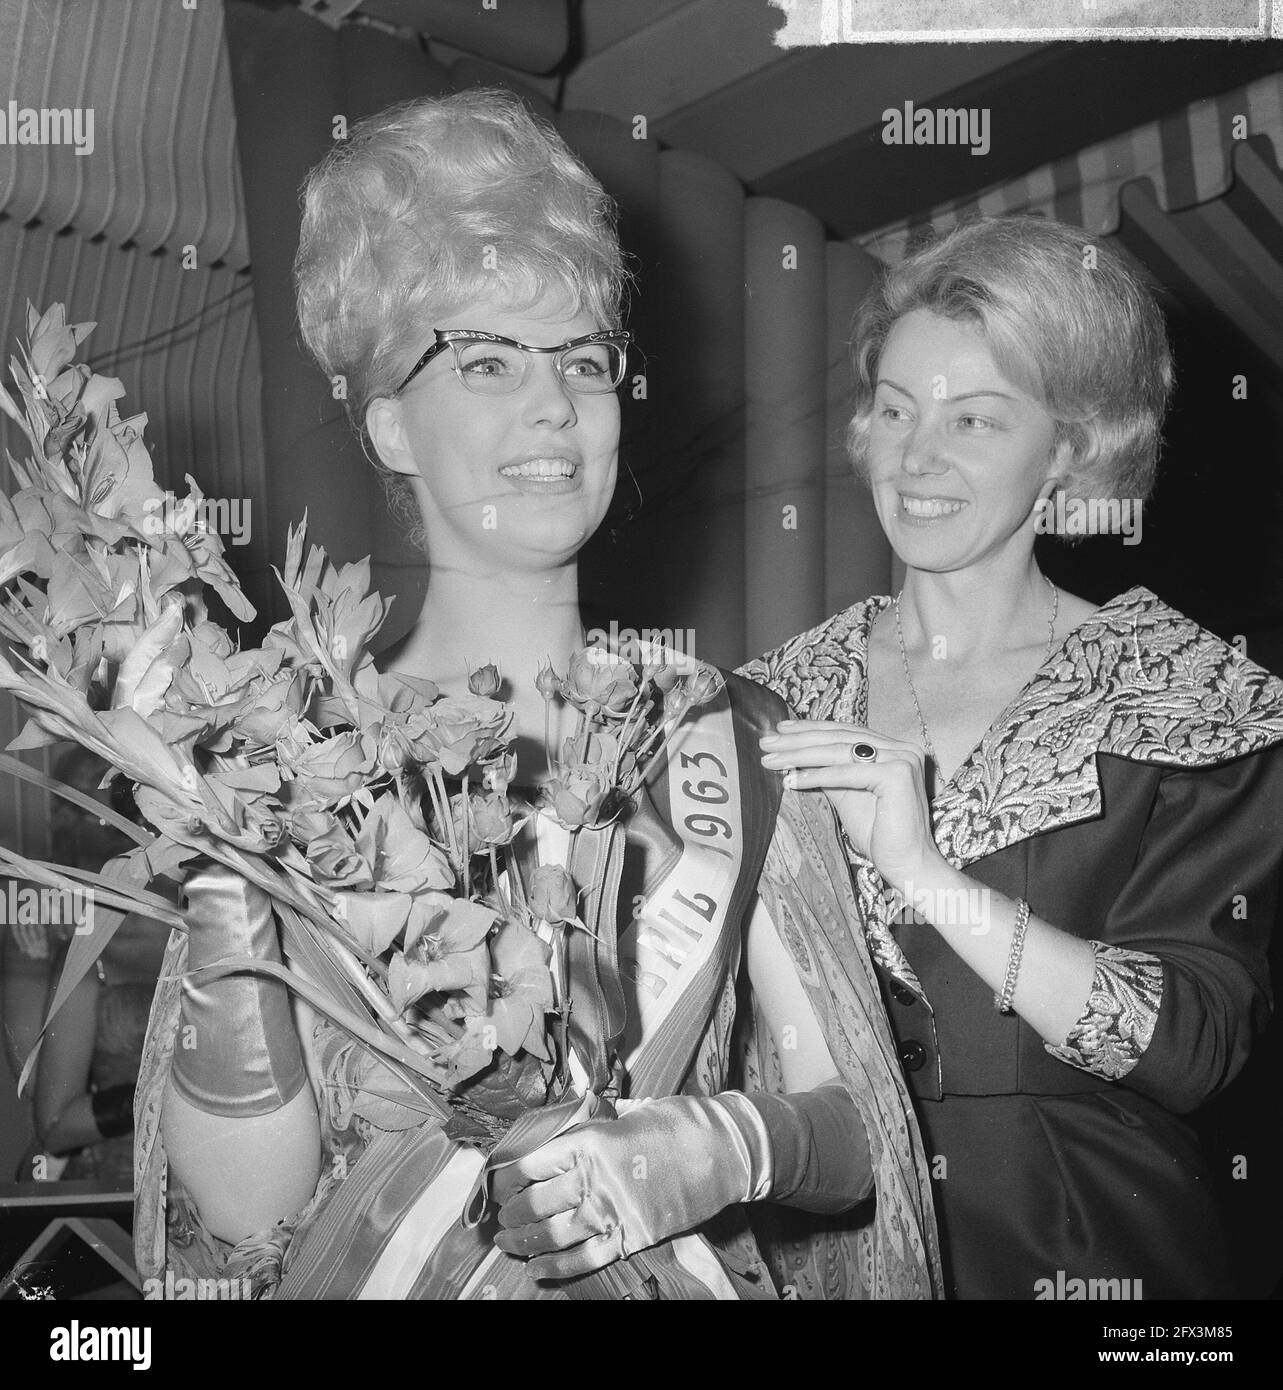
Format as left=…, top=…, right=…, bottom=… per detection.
left=774, top=719, right=907, bottom=739
left=761, top=742, right=925, bottom=790
left=11, top=921, right=49, bottom=959
left=494, top=1206, right=592, bottom=1259
left=759, top=721, right=938, bottom=895
left=526, top=1228, right=625, bottom=1281
left=496, top=1164, right=586, bottom=1229
left=762, top=740, right=914, bottom=771
left=490, top=1136, right=578, bottom=1207
left=761, top=722, right=925, bottom=761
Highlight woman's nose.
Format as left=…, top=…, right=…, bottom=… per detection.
left=522, top=359, right=578, bottom=430
left=900, top=418, right=948, bottom=476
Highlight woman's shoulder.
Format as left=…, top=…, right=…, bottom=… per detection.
left=736, top=595, right=892, bottom=719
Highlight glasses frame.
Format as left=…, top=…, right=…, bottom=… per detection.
left=395, top=328, right=632, bottom=396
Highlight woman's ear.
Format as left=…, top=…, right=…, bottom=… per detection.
left=365, top=396, right=419, bottom=478
left=1046, top=433, right=1079, bottom=497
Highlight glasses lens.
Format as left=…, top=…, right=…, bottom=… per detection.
left=454, top=340, right=528, bottom=395
left=559, top=340, right=624, bottom=394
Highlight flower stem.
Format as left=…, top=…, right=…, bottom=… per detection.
left=489, top=843, right=511, bottom=921
left=543, top=697, right=553, bottom=780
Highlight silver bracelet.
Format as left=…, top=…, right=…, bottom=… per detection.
left=995, top=898, right=1032, bottom=1014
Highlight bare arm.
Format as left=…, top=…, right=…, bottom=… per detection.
left=34, top=970, right=100, bottom=1155
left=744, top=894, right=841, bottom=1092
left=162, top=1079, right=322, bottom=1243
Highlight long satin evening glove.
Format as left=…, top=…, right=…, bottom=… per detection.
left=169, top=863, right=307, bottom=1116
left=492, top=1082, right=871, bottom=1280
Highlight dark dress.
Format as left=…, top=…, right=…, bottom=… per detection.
left=743, top=586, right=1283, bottom=1299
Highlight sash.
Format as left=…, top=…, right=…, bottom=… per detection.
left=617, top=673, right=783, bottom=1097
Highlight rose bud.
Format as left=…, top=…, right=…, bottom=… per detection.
left=468, top=663, right=502, bottom=698
left=535, top=662, right=561, bottom=701
left=242, top=800, right=286, bottom=850
left=650, top=660, right=681, bottom=694
left=685, top=667, right=724, bottom=708
left=470, top=791, right=516, bottom=848
left=528, top=864, right=579, bottom=925
left=643, top=648, right=673, bottom=684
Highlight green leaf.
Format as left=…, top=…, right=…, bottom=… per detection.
left=0, top=752, right=151, bottom=846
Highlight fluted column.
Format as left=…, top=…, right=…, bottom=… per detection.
left=653, top=149, right=746, bottom=667
left=824, top=240, right=891, bottom=610
left=743, top=196, right=827, bottom=658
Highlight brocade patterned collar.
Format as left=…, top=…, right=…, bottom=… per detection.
left=823, top=586, right=1283, bottom=868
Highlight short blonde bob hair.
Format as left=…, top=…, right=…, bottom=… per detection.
left=294, top=87, right=625, bottom=458
left=847, top=216, right=1173, bottom=507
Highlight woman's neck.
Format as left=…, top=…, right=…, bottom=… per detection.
left=898, top=556, right=1053, bottom=666
left=385, top=561, right=584, bottom=697
left=379, top=561, right=586, bottom=783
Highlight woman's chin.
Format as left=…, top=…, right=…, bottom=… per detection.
left=888, top=525, right=970, bottom=568
left=501, top=517, right=601, bottom=568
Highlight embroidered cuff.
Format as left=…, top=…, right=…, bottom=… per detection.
left=1045, top=942, right=1164, bottom=1079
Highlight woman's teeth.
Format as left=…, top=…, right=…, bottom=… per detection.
left=901, top=495, right=965, bottom=518
left=500, top=458, right=576, bottom=479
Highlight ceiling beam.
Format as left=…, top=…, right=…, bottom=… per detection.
left=651, top=40, right=1038, bottom=184
left=757, top=39, right=1283, bottom=236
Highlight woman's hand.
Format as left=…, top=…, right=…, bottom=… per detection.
left=9, top=919, right=52, bottom=961
left=492, top=1094, right=757, bottom=1280
left=760, top=720, right=945, bottom=894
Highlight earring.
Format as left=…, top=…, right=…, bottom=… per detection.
left=610, top=459, right=645, bottom=543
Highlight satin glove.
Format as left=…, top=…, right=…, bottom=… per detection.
left=169, top=863, right=307, bottom=1117
left=493, top=1083, right=870, bottom=1281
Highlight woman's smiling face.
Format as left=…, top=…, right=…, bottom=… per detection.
left=369, top=289, right=620, bottom=574
left=866, top=307, right=1068, bottom=573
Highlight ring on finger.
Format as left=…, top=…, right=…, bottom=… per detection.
left=849, top=741, right=878, bottom=763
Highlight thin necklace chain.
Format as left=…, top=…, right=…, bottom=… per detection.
left=893, top=575, right=1059, bottom=762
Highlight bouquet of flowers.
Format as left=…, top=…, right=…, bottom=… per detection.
left=0, top=303, right=720, bottom=1152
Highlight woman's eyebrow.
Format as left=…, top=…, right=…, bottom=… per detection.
left=877, top=378, right=1018, bottom=403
